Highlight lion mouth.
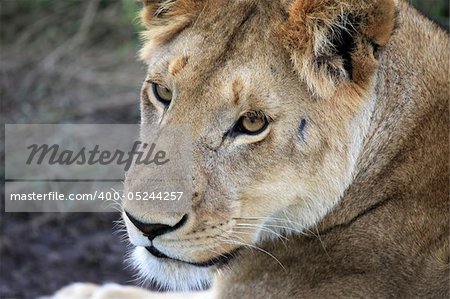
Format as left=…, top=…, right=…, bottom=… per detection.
left=145, top=245, right=169, bottom=258
left=145, top=246, right=241, bottom=267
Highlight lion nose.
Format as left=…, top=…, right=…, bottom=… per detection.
left=125, top=212, right=188, bottom=240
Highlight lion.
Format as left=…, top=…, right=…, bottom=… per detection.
left=48, top=0, right=449, bottom=298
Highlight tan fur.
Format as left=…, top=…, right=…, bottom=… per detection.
left=169, top=55, right=189, bottom=76
left=125, top=0, right=449, bottom=297
left=49, top=0, right=449, bottom=298
left=231, top=79, right=244, bottom=104
left=278, top=0, right=397, bottom=100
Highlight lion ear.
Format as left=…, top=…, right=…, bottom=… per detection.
left=139, top=0, right=161, bottom=5
left=280, top=0, right=398, bottom=99
left=138, top=0, right=201, bottom=61
left=138, top=0, right=179, bottom=27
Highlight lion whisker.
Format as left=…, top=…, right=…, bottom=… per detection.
left=236, top=222, right=307, bottom=237
left=234, top=223, right=289, bottom=240
left=218, top=237, right=287, bottom=272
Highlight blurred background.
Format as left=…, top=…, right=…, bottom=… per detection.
left=0, top=0, right=448, bottom=298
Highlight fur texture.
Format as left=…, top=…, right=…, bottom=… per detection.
left=130, top=0, right=449, bottom=296
left=49, top=0, right=449, bottom=298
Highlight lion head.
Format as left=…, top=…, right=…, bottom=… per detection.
left=121, top=0, right=397, bottom=291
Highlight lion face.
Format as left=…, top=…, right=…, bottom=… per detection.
left=122, top=0, right=396, bottom=291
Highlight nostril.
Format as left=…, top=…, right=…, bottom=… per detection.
left=125, top=212, right=188, bottom=240
left=142, top=224, right=172, bottom=241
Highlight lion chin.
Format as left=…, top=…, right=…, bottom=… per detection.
left=129, top=247, right=214, bottom=292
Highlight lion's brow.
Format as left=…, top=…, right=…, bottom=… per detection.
left=232, top=79, right=244, bottom=105
left=169, top=56, right=189, bottom=76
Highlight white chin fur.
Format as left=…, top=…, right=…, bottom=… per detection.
left=129, top=247, right=213, bottom=292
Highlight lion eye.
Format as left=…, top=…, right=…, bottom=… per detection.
left=152, top=83, right=172, bottom=105
left=234, top=111, right=269, bottom=135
